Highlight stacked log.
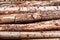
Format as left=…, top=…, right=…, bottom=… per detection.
left=0, top=19, right=60, bottom=31
left=0, top=0, right=60, bottom=40
left=0, top=6, right=60, bottom=14
left=0, top=31, right=60, bottom=39
left=0, top=7, right=60, bottom=23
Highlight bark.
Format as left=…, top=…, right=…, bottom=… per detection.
left=0, top=10, right=60, bottom=23
left=0, top=19, right=60, bottom=31
left=0, top=31, right=60, bottom=39
left=0, top=0, right=60, bottom=6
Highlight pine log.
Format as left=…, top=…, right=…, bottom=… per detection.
left=0, top=10, right=60, bottom=23
left=0, top=0, right=60, bottom=6
left=21, top=38, right=60, bottom=40
left=0, top=31, right=60, bottom=39
left=0, top=6, right=60, bottom=14
left=0, top=19, right=60, bottom=31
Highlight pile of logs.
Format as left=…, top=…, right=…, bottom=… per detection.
left=1, top=0, right=60, bottom=40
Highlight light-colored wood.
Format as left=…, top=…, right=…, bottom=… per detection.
left=21, top=38, right=60, bottom=40
left=0, top=31, right=60, bottom=39
left=0, top=19, right=60, bottom=31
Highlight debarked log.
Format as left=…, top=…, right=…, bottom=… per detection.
left=0, top=19, right=60, bottom=31
left=0, top=0, right=60, bottom=6
left=0, top=6, right=60, bottom=14
left=0, top=1, right=59, bottom=6
left=0, top=31, right=60, bottom=39
left=21, top=38, right=60, bottom=40
left=16, top=0, right=60, bottom=6
left=0, top=10, right=60, bottom=23
left=0, top=0, right=46, bottom=2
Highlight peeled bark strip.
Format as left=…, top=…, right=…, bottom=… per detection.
left=0, top=19, right=60, bottom=31
left=0, top=31, right=60, bottom=39
left=0, top=10, right=60, bottom=23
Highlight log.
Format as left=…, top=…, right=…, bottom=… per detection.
left=21, top=38, right=60, bottom=40
left=0, top=10, right=60, bottom=23
left=0, top=11, right=60, bottom=23
left=0, top=0, right=44, bottom=2
left=0, top=6, right=60, bottom=14
left=0, top=31, right=60, bottom=39
left=0, top=0, right=60, bottom=6
left=0, top=0, right=58, bottom=2
left=16, top=1, right=60, bottom=6
left=0, top=19, right=60, bottom=31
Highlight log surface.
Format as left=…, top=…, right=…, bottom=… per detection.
left=0, top=6, right=60, bottom=14
left=0, top=0, right=60, bottom=6
left=0, top=10, right=60, bottom=23
left=0, top=1, right=60, bottom=6
left=0, top=19, right=60, bottom=31
left=0, top=31, right=60, bottom=39
left=21, top=39, right=60, bottom=40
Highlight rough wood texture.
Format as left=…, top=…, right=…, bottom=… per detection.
left=0, top=10, right=60, bottom=23
left=21, top=38, right=60, bottom=40
left=0, top=31, right=60, bottom=39
left=0, top=19, right=60, bottom=31
left=0, top=6, right=60, bottom=14
left=0, top=1, right=59, bottom=6
left=0, top=0, right=60, bottom=6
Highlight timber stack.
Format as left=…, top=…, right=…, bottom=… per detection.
left=1, top=0, right=60, bottom=40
